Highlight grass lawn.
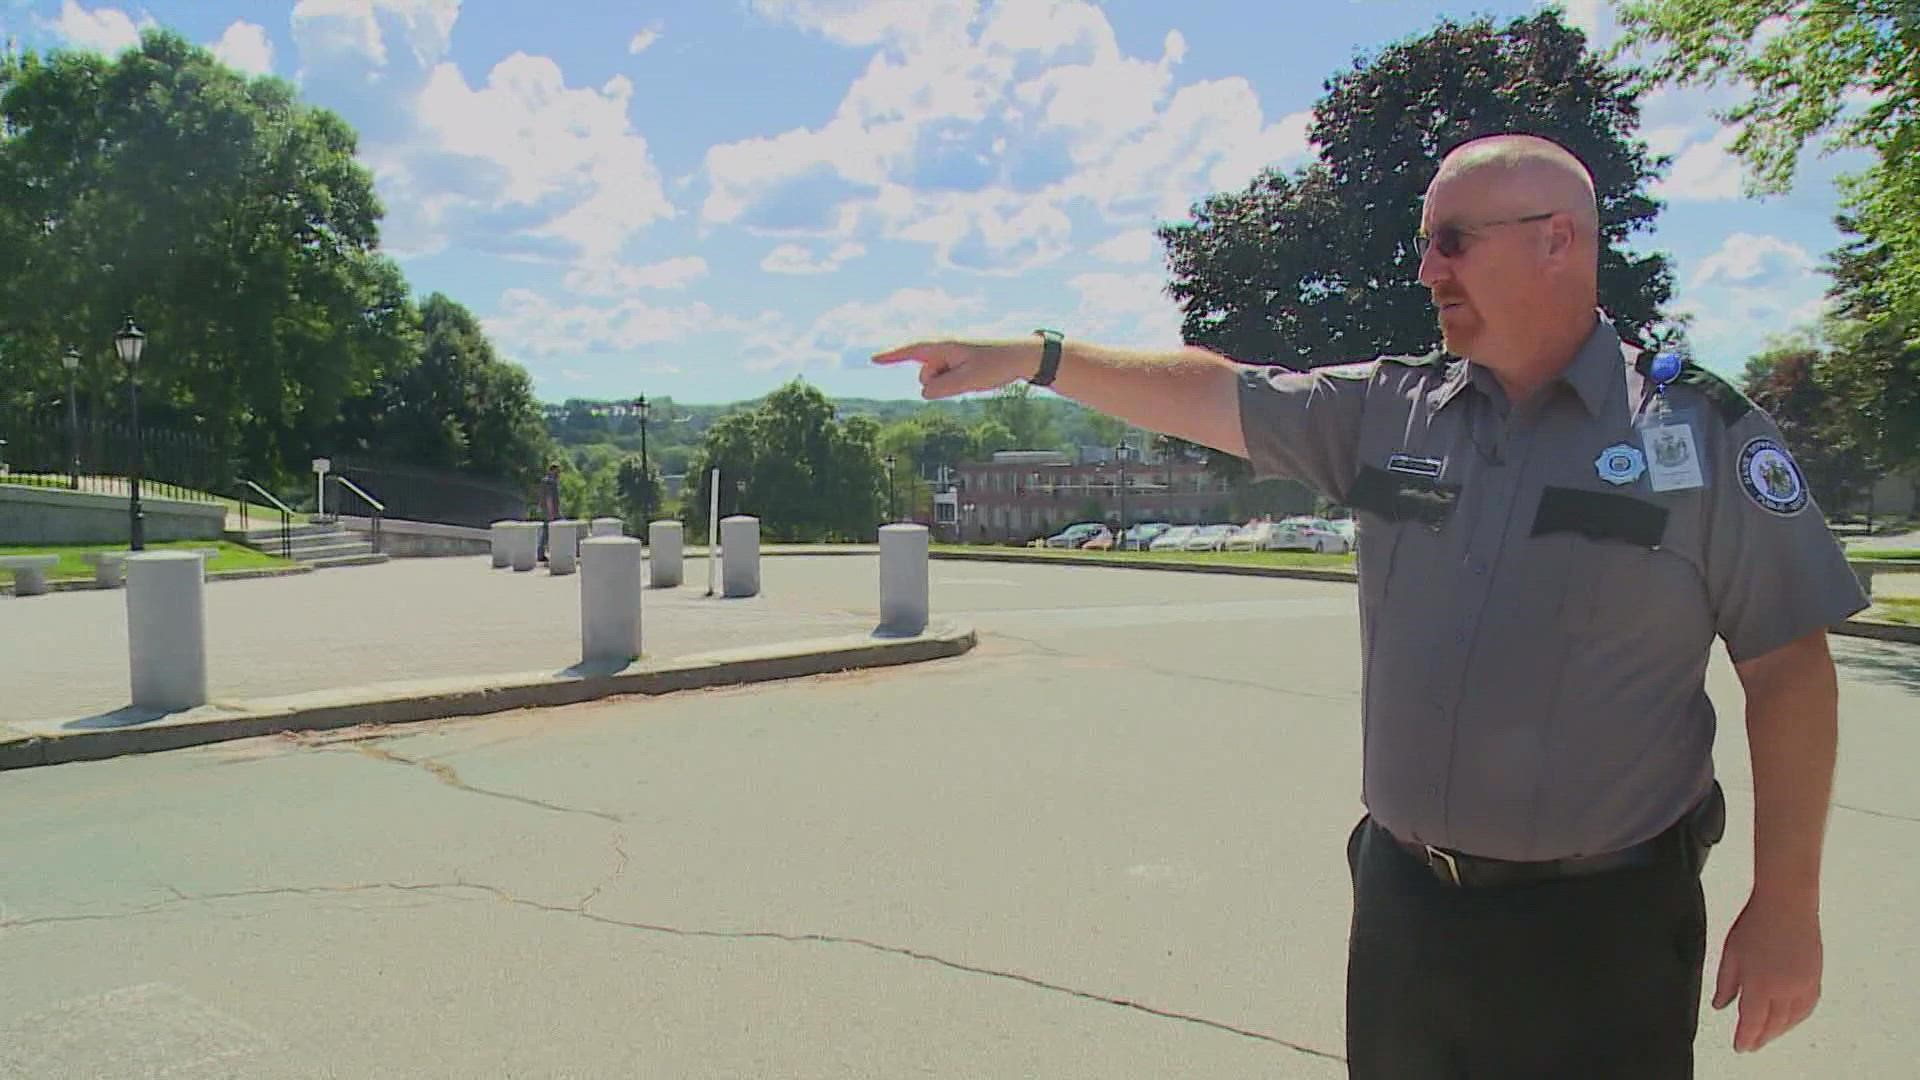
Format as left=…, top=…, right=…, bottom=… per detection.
left=1868, top=598, right=1920, bottom=626
left=0, top=539, right=294, bottom=583
left=931, top=543, right=1356, bottom=571
left=1851, top=548, right=1920, bottom=562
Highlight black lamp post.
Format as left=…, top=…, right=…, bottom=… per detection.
left=884, top=454, right=897, bottom=522
left=1115, top=441, right=1129, bottom=545
left=114, top=317, right=146, bottom=550
left=635, top=394, right=651, bottom=519
left=62, top=346, right=81, bottom=490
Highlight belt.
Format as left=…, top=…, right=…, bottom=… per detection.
left=1377, top=820, right=1676, bottom=889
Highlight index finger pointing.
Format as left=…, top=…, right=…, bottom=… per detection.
left=871, top=343, right=929, bottom=366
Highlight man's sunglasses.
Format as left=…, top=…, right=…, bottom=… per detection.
left=1414, top=212, right=1556, bottom=260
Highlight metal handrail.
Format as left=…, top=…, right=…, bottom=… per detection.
left=334, top=476, right=384, bottom=553
left=239, top=478, right=294, bottom=561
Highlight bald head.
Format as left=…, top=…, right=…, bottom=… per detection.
left=1434, top=134, right=1599, bottom=240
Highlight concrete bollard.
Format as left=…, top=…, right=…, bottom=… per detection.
left=721, top=516, right=760, bottom=598
left=648, top=520, right=683, bottom=588
left=878, top=524, right=930, bottom=636
left=591, top=517, right=623, bottom=538
left=549, top=520, right=581, bottom=575
left=580, top=537, right=643, bottom=664
left=509, top=522, right=540, bottom=572
left=490, top=520, right=514, bottom=568
left=126, top=552, right=208, bottom=711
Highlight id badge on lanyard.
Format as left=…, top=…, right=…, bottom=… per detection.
left=1638, top=353, right=1705, bottom=493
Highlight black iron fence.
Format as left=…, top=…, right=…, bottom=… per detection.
left=0, top=408, right=224, bottom=503
left=330, top=459, right=526, bottom=529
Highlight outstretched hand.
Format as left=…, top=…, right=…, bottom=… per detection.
left=871, top=339, right=1031, bottom=400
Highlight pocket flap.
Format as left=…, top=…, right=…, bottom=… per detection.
left=1347, top=464, right=1459, bottom=528
left=1531, top=486, right=1668, bottom=548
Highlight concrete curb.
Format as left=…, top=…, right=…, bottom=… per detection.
left=928, top=549, right=1920, bottom=645
left=0, top=622, right=976, bottom=772
left=1, top=563, right=314, bottom=596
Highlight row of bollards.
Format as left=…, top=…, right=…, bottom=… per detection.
left=117, top=524, right=932, bottom=711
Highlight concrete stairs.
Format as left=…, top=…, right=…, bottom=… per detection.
left=232, top=521, right=390, bottom=569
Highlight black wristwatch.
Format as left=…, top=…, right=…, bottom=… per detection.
left=1030, top=328, right=1064, bottom=388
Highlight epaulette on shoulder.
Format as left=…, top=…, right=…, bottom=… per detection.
left=1380, top=349, right=1449, bottom=370
left=1633, top=352, right=1753, bottom=425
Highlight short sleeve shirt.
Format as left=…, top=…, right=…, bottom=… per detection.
left=1236, top=314, right=1867, bottom=860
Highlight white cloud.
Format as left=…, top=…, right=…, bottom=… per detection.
left=704, top=0, right=1312, bottom=275
left=409, top=54, right=674, bottom=260
left=1655, top=127, right=1745, bottom=202
left=563, top=257, right=709, bottom=296
left=761, top=242, right=866, bottom=274
left=1688, top=233, right=1813, bottom=290
left=45, top=1, right=151, bottom=55
left=482, top=287, right=717, bottom=361
left=732, top=286, right=1050, bottom=374
left=1067, top=271, right=1182, bottom=347
left=1542, top=0, right=1617, bottom=48
left=211, top=20, right=275, bottom=76
left=290, top=0, right=459, bottom=71
left=1089, top=229, right=1159, bottom=264
left=628, top=25, right=661, bottom=54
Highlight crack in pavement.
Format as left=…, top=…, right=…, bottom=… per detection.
left=326, top=742, right=625, bottom=824
left=577, top=833, right=631, bottom=911
left=0, top=880, right=1344, bottom=1066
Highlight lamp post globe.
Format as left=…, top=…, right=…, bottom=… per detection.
left=62, top=346, right=81, bottom=490
left=114, top=317, right=147, bottom=550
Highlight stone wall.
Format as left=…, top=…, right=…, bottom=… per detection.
left=335, top=514, right=491, bottom=557
left=0, top=484, right=225, bottom=544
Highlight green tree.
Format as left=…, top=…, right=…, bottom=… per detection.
left=1738, top=335, right=1872, bottom=509
left=1160, top=11, right=1675, bottom=369
left=0, top=31, right=414, bottom=482
left=969, top=418, right=1017, bottom=458
left=683, top=381, right=885, bottom=542
left=981, top=382, right=1058, bottom=449
left=616, top=454, right=664, bottom=524
left=340, top=293, right=551, bottom=484
left=1618, top=0, right=1920, bottom=456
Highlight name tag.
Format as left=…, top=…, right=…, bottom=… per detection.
left=1386, top=453, right=1445, bottom=479
left=1639, top=421, right=1703, bottom=492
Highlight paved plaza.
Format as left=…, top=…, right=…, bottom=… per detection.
left=1, top=558, right=1917, bottom=1077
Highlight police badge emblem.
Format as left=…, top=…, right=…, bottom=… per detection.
left=1594, top=443, right=1646, bottom=486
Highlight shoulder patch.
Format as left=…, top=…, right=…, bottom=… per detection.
left=1737, top=437, right=1809, bottom=515
left=1633, top=353, right=1753, bottom=425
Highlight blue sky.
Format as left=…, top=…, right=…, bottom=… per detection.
left=2, top=0, right=1868, bottom=405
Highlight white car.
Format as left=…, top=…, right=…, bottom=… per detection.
left=1184, top=524, right=1238, bottom=551
left=1270, top=518, right=1350, bottom=553
left=1148, top=525, right=1197, bottom=551
left=1224, top=522, right=1279, bottom=551
left=1329, top=519, right=1358, bottom=545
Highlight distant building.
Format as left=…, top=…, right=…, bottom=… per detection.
left=932, top=449, right=1235, bottom=544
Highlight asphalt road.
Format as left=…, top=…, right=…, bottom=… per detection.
left=2, top=558, right=1917, bottom=1078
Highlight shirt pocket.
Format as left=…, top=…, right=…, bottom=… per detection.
left=1346, top=465, right=1457, bottom=611
left=1531, top=486, right=1697, bottom=635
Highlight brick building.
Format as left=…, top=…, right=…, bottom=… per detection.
left=931, top=450, right=1238, bottom=544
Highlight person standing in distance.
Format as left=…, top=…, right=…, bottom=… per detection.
left=537, top=462, right=562, bottom=563
left=872, top=132, right=1865, bottom=1077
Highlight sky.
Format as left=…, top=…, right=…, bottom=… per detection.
left=0, top=0, right=1872, bottom=406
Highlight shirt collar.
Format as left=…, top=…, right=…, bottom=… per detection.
left=1426, top=312, right=1620, bottom=418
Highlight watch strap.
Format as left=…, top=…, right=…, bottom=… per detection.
left=1030, top=328, right=1063, bottom=388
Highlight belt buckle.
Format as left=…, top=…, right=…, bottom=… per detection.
left=1424, top=844, right=1462, bottom=886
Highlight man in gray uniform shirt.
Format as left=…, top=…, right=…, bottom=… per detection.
left=873, top=133, right=1866, bottom=1077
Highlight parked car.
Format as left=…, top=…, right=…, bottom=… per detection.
left=1329, top=519, right=1358, bottom=545
left=1079, top=525, right=1118, bottom=550
left=1120, top=522, right=1171, bottom=550
left=1184, top=523, right=1238, bottom=551
left=1045, top=522, right=1106, bottom=549
left=1224, top=522, right=1280, bottom=551
left=1270, top=517, right=1351, bottom=553
left=1149, top=525, right=1198, bottom=551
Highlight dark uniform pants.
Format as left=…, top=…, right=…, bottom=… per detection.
left=1345, top=816, right=1708, bottom=1079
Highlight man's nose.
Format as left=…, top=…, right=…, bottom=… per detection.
left=1417, top=243, right=1450, bottom=289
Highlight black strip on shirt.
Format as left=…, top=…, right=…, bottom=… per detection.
left=1347, top=465, right=1460, bottom=528
left=1530, top=486, right=1669, bottom=548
